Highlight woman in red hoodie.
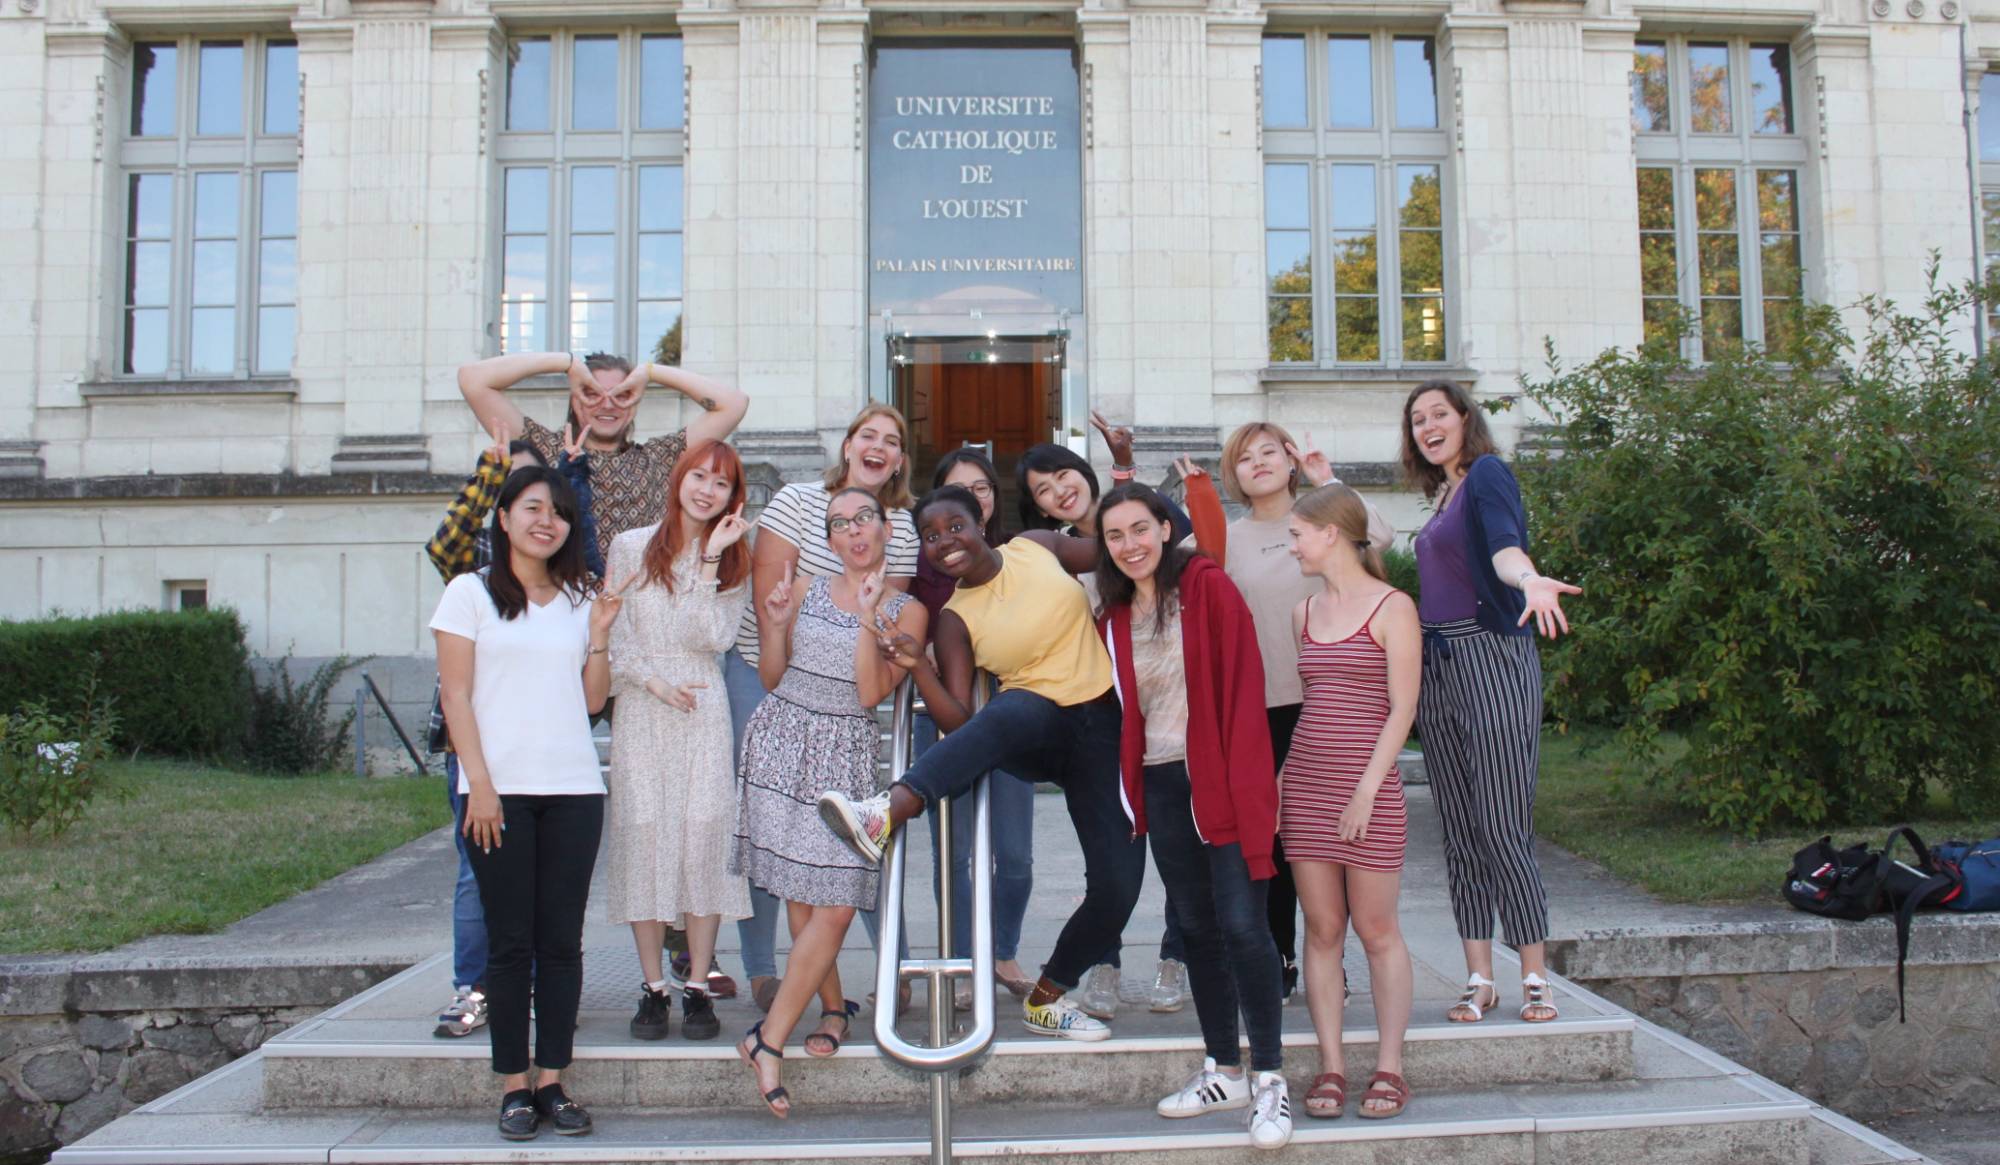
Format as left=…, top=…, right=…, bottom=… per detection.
left=1095, top=484, right=1291, bottom=1152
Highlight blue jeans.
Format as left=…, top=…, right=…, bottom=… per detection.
left=915, top=712, right=1035, bottom=962
left=895, top=688, right=1143, bottom=989
left=444, top=755, right=488, bottom=991
left=724, top=648, right=886, bottom=979
left=1144, top=761, right=1283, bottom=1072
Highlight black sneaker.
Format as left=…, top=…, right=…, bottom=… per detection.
left=533, top=1082, right=592, bottom=1136
left=1280, top=958, right=1299, bottom=1002
left=682, top=986, right=721, bottom=1041
left=497, top=1088, right=539, bottom=1141
left=630, top=983, right=672, bottom=1041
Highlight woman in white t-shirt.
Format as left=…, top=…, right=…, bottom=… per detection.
left=432, top=465, right=620, bottom=1143
left=720, top=403, right=921, bottom=1010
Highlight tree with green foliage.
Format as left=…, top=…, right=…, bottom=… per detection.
left=1518, top=264, right=2000, bottom=833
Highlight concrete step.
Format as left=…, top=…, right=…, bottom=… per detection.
left=255, top=954, right=1633, bottom=1111
left=57, top=1052, right=1812, bottom=1165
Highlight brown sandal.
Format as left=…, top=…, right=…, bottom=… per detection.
left=1303, top=1072, right=1346, bottom=1119
left=1357, top=1071, right=1409, bottom=1119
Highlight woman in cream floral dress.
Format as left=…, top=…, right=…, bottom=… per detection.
left=605, top=441, right=753, bottom=1043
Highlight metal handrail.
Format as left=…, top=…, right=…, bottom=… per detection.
left=873, top=675, right=995, bottom=1164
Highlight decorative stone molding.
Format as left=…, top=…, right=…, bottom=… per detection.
left=79, top=379, right=299, bottom=399
left=0, top=441, right=45, bottom=480
left=330, top=435, right=432, bottom=475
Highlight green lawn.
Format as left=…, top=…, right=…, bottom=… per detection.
left=0, top=760, right=449, bottom=953
left=1536, top=731, right=1997, bottom=904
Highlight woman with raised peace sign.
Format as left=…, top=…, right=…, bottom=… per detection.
left=732, top=487, right=928, bottom=1118
left=430, top=466, right=618, bottom=1142
left=602, top=441, right=755, bottom=1047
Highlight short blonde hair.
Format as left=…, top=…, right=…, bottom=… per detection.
left=823, top=403, right=914, bottom=510
left=1220, top=422, right=1301, bottom=504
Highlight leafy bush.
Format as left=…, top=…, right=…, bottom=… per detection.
left=1383, top=547, right=1421, bottom=604
left=1519, top=268, right=2000, bottom=832
left=0, top=609, right=248, bottom=758
left=245, top=653, right=362, bottom=775
left=0, top=677, right=120, bottom=837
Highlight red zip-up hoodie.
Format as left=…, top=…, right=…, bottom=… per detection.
left=1099, top=555, right=1277, bottom=879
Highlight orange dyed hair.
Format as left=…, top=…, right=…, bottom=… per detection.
left=641, top=440, right=751, bottom=593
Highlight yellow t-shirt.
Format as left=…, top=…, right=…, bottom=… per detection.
left=944, top=538, right=1112, bottom=707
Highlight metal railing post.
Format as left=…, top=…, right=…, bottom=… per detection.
left=873, top=677, right=996, bottom=1165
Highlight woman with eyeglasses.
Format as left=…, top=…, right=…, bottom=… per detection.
left=732, top=488, right=927, bottom=1117
left=722, top=403, right=922, bottom=1012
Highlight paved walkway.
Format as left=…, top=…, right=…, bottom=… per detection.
left=103, top=780, right=1684, bottom=975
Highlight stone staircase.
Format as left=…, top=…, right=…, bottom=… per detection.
left=51, top=931, right=1925, bottom=1165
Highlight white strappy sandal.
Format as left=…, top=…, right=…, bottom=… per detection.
left=1520, top=973, right=1560, bottom=1023
left=1447, top=973, right=1497, bottom=1023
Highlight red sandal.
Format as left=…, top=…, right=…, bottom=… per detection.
left=1357, top=1070, right=1410, bottom=1119
left=1303, top=1072, right=1346, bottom=1119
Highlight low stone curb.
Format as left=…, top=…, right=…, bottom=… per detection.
left=1544, top=911, right=2000, bottom=981
left=0, top=955, right=418, bottom=1160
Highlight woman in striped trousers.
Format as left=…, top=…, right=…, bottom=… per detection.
left=1403, top=379, right=1581, bottom=1026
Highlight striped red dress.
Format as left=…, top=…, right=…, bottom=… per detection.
left=1278, top=593, right=1408, bottom=872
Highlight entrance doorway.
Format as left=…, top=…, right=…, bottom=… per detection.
left=890, top=335, right=1064, bottom=528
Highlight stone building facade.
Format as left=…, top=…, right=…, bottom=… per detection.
left=0, top=0, right=1989, bottom=671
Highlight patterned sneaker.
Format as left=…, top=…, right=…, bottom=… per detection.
left=433, top=987, right=487, bottom=1038
left=1074, top=964, right=1120, bottom=1020
left=818, top=790, right=893, bottom=864
left=1149, top=958, right=1189, bottom=1013
left=1156, top=1056, right=1252, bottom=1118
left=1023, top=994, right=1112, bottom=1042
left=1249, top=1071, right=1294, bottom=1150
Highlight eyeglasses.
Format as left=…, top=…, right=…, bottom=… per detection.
left=961, top=482, right=995, bottom=499
left=826, top=509, right=884, bottom=535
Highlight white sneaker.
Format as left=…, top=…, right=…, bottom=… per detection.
left=1156, top=1056, right=1251, bottom=1118
left=818, top=790, right=894, bottom=864
left=1023, top=994, right=1112, bottom=1042
left=432, top=987, right=486, bottom=1038
left=1117, top=962, right=1152, bottom=1004
left=1149, top=957, right=1189, bottom=1013
left=1249, top=1071, right=1293, bottom=1150
left=1074, top=964, right=1120, bottom=1020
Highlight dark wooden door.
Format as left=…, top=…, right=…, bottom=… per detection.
left=933, top=361, right=1040, bottom=461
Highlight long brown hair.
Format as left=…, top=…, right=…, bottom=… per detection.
left=1291, top=483, right=1387, bottom=583
left=1400, top=378, right=1498, bottom=500
left=640, top=440, right=750, bottom=593
left=822, top=403, right=914, bottom=510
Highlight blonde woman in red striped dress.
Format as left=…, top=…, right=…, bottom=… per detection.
left=1280, top=484, right=1420, bottom=1122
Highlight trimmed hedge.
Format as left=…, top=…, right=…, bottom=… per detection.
left=0, top=609, right=250, bottom=758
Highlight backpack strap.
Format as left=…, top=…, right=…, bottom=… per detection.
left=1889, top=870, right=1956, bottom=1024
left=1883, top=825, right=1933, bottom=870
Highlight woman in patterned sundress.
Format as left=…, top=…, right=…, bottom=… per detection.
left=732, top=487, right=927, bottom=1118
left=1280, top=483, right=1421, bottom=1122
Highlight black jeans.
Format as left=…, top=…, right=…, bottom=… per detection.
left=896, top=688, right=1143, bottom=989
left=1265, top=703, right=1303, bottom=963
left=466, top=793, right=605, bottom=1076
left=1144, top=761, right=1284, bottom=1072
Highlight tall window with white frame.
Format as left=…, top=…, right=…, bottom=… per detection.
left=1631, top=37, right=1806, bottom=358
left=1977, top=72, right=2000, bottom=338
left=120, top=37, right=299, bottom=378
left=1261, top=31, right=1451, bottom=367
left=497, top=31, right=685, bottom=363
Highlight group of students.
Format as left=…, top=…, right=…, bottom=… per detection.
left=424, top=350, right=1581, bottom=1149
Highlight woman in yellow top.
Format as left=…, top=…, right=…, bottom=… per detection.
left=819, top=484, right=1145, bottom=1043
